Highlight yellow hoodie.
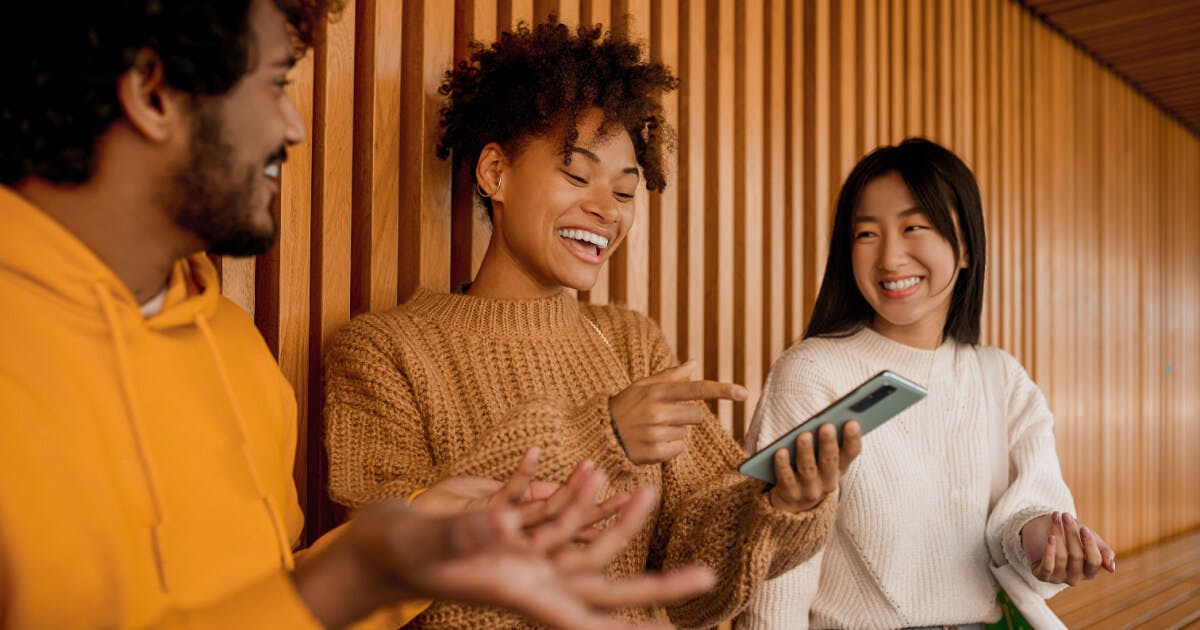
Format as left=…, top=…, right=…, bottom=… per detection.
left=0, top=186, right=321, bottom=628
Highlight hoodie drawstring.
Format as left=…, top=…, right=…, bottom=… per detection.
left=194, top=316, right=294, bottom=571
left=94, top=283, right=170, bottom=592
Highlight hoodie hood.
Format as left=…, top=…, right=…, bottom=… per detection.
left=0, top=185, right=220, bottom=330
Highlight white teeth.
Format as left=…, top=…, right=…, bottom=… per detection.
left=557, top=228, right=610, bottom=250
left=264, top=164, right=281, bottom=179
left=882, top=277, right=921, bottom=291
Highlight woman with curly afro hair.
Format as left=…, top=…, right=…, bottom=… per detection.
left=324, top=18, right=858, bottom=628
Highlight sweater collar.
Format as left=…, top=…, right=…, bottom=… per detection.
left=849, top=326, right=960, bottom=383
left=406, top=287, right=582, bottom=335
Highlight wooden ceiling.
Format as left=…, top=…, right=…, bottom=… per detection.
left=1021, top=0, right=1200, bottom=136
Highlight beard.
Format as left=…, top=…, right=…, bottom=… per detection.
left=168, top=102, right=283, bottom=257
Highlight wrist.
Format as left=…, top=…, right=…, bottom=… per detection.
left=607, top=396, right=629, bottom=456
left=293, top=518, right=413, bottom=628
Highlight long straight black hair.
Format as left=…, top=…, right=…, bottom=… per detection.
left=805, top=138, right=987, bottom=344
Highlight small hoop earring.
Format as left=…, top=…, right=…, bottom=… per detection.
left=475, top=174, right=502, bottom=198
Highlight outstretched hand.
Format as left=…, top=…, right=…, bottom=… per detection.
left=411, top=447, right=633, bottom=542
left=295, top=451, right=715, bottom=629
left=1022, top=511, right=1115, bottom=585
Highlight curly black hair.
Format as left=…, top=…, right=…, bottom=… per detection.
left=0, top=0, right=340, bottom=186
left=437, top=18, right=679, bottom=217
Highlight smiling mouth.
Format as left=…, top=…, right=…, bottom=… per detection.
left=557, top=228, right=611, bottom=261
left=879, top=276, right=924, bottom=298
left=881, top=277, right=921, bottom=291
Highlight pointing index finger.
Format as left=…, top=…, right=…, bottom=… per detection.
left=652, top=379, right=749, bottom=404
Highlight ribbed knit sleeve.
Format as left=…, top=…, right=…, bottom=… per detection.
left=324, top=313, right=438, bottom=507
left=984, top=348, right=1075, bottom=600
left=632, top=319, right=836, bottom=627
left=324, top=312, right=638, bottom=508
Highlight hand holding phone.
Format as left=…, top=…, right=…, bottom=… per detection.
left=763, top=420, right=863, bottom=513
left=739, top=371, right=927, bottom=485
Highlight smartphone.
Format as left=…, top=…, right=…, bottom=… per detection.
left=738, top=370, right=927, bottom=484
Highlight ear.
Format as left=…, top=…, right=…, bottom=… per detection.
left=116, top=49, right=187, bottom=144
left=475, top=142, right=507, bottom=203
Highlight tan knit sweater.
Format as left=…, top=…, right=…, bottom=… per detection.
left=324, top=289, right=835, bottom=629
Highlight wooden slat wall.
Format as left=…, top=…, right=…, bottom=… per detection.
left=223, top=0, right=1200, bottom=556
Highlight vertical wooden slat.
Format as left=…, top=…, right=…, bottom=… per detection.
left=398, top=0, right=454, bottom=301
left=765, top=0, right=787, bottom=374
left=305, top=3, right=355, bottom=543
left=801, top=0, right=831, bottom=320
left=935, top=0, right=952, bottom=143
left=351, top=0, right=402, bottom=315
left=786, top=0, right=806, bottom=343
left=859, top=0, right=877, bottom=156
left=703, top=0, right=736, bottom=429
left=676, top=0, right=706, bottom=374
left=647, top=0, right=678, bottom=347
left=450, top=0, right=498, bottom=291
left=905, top=0, right=921, bottom=135
left=888, top=0, right=904, bottom=142
left=274, top=54, right=315, bottom=504
left=732, top=0, right=765, bottom=440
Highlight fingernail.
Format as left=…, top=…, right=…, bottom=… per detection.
left=1111, top=560, right=1117, bottom=572
left=1064, top=513, right=1075, bottom=526
left=1080, top=526, right=1090, bottom=540
left=733, top=385, right=749, bottom=400
left=1052, top=512, right=1060, bottom=525
left=1049, top=535, right=1056, bottom=545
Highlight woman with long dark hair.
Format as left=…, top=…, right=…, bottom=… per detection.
left=741, top=138, right=1115, bottom=629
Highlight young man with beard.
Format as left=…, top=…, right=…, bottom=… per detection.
left=0, top=1, right=712, bottom=628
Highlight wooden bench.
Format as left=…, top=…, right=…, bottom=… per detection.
left=1046, top=528, right=1200, bottom=629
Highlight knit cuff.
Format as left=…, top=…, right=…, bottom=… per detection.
left=1002, top=505, right=1069, bottom=599
left=748, top=482, right=838, bottom=578
left=560, top=394, right=644, bottom=478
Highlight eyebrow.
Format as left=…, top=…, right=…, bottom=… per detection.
left=853, top=207, right=927, bottom=223
left=567, top=146, right=640, bottom=176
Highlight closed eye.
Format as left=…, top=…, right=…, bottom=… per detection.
left=854, top=230, right=878, bottom=239
left=615, top=192, right=635, bottom=202
left=562, top=170, right=588, bottom=186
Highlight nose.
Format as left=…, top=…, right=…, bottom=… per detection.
left=281, top=94, right=306, bottom=146
left=877, top=232, right=909, bottom=271
left=581, top=190, right=620, bottom=225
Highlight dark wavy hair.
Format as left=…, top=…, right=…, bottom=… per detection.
left=0, top=0, right=339, bottom=186
left=437, top=18, right=679, bottom=217
left=805, top=138, right=987, bottom=345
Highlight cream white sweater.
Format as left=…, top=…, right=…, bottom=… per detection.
left=739, top=328, right=1074, bottom=629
